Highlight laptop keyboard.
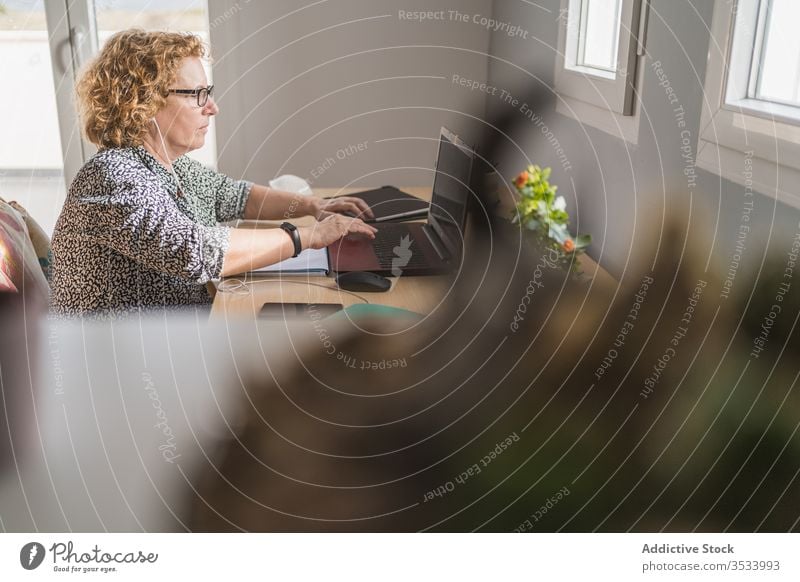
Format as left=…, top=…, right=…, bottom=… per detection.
left=372, top=225, right=430, bottom=269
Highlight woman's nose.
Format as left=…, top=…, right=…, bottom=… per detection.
left=204, top=97, right=219, bottom=115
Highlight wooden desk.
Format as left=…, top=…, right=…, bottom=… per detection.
left=211, top=187, right=616, bottom=318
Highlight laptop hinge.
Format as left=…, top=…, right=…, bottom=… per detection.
left=422, top=224, right=450, bottom=261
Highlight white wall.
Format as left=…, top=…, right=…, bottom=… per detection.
left=207, top=0, right=493, bottom=189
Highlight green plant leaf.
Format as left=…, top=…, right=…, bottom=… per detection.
left=575, top=234, right=592, bottom=249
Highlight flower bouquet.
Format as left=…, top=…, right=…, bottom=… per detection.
left=511, top=165, right=591, bottom=271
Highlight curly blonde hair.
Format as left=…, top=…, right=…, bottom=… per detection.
left=76, top=29, right=206, bottom=149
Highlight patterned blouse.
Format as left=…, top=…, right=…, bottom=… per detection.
left=50, top=146, right=252, bottom=317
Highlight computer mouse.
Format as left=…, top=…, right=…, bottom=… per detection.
left=335, top=271, right=392, bottom=293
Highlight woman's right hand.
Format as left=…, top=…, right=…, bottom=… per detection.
left=299, top=214, right=377, bottom=250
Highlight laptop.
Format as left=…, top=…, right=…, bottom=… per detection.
left=327, top=186, right=430, bottom=223
left=327, top=127, right=475, bottom=276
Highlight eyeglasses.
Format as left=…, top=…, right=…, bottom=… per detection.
left=167, top=85, right=214, bottom=107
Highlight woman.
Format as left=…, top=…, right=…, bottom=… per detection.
left=50, top=29, right=376, bottom=316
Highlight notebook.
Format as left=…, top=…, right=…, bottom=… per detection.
left=250, top=247, right=330, bottom=275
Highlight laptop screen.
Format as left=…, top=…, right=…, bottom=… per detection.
left=428, top=128, right=474, bottom=256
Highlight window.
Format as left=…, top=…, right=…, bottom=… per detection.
left=554, top=0, right=649, bottom=142
left=698, top=0, right=800, bottom=207
left=1, top=1, right=217, bottom=233
left=569, top=0, right=623, bottom=78
left=0, top=0, right=67, bottom=234
left=723, top=0, right=800, bottom=121
left=751, top=0, right=800, bottom=108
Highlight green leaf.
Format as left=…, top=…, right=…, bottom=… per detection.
left=575, top=234, right=592, bottom=249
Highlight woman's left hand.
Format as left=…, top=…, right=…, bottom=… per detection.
left=310, top=196, right=375, bottom=221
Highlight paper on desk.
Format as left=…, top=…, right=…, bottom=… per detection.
left=250, top=247, right=330, bottom=275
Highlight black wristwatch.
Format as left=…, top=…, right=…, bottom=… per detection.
left=280, top=222, right=302, bottom=257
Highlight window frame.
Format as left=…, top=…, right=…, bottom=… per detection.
left=555, top=0, right=646, bottom=116
left=554, top=0, right=648, bottom=144
left=697, top=0, right=800, bottom=208
left=44, top=0, right=98, bottom=185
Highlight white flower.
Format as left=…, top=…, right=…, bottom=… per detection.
left=553, top=196, right=566, bottom=211
left=525, top=218, right=541, bottom=231
left=549, top=223, right=569, bottom=243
